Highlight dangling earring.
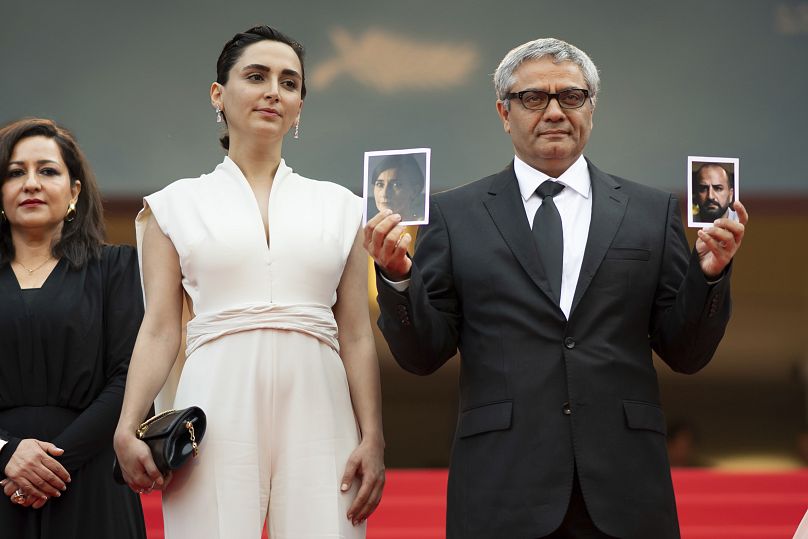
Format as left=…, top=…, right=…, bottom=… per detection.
left=293, top=120, right=300, bottom=140
left=0, top=209, right=5, bottom=223
left=216, top=107, right=223, bottom=123
left=65, top=201, right=76, bottom=222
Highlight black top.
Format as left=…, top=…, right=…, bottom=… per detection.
left=19, top=288, right=37, bottom=307
left=0, top=245, right=146, bottom=538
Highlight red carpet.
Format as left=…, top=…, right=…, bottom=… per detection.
left=141, top=469, right=808, bottom=538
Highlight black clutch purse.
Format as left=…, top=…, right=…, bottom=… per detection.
left=113, top=406, right=206, bottom=484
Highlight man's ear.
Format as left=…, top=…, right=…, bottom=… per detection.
left=496, top=100, right=511, bottom=134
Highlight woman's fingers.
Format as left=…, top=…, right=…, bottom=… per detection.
left=1, top=479, right=15, bottom=497
left=11, top=477, right=50, bottom=504
left=5, top=439, right=69, bottom=496
left=346, top=464, right=385, bottom=525
left=27, top=467, right=66, bottom=498
left=127, top=454, right=164, bottom=493
left=38, top=441, right=70, bottom=484
left=30, top=496, right=49, bottom=509
left=348, top=473, right=374, bottom=526
left=354, top=471, right=385, bottom=524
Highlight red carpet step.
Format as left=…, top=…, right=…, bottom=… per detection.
left=141, top=469, right=808, bottom=538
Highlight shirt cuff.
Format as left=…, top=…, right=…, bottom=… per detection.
left=380, top=273, right=411, bottom=292
left=0, top=437, right=21, bottom=476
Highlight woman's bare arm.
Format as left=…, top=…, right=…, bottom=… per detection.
left=113, top=215, right=184, bottom=492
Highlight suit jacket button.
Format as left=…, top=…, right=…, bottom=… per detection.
left=562, top=402, right=572, bottom=415
left=564, top=337, right=576, bottom=349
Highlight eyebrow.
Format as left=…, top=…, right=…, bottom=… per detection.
left=8, top=160, right=61, bottom=166
left=697, top=181, right=729, bottom=189
left=241, top=64, right=302, bottom=79
left=517, top=86, right=584, bottom=92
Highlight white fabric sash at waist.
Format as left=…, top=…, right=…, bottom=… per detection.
left=185, top=302, right=339, bottom=357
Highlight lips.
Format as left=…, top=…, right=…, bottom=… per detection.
left=255, top=107, right=281, bottom=117
left=20, top=199, right=45, bottom=207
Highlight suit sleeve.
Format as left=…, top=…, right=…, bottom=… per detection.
left=52, top=246, right=145, bottom=472
left=649, top=195, right=732, bottom=374
left=376, top=199, right=462, bottom=375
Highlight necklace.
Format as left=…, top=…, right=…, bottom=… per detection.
left=14, top=256, right=54, bottom=275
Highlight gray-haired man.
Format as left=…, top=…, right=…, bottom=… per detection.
left=365, top=38, right=747, bottom=538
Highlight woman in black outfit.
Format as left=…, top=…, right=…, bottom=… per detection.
left=0, top=118, right=146, bottom=538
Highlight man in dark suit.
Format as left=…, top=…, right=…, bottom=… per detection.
left=364, top=38, right=747, bottom=538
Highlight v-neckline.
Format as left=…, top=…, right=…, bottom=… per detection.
left=224, top=156, right=287, bottom=252
left=7, top=257, right=63, bottom=291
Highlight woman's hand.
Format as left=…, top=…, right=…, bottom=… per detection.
left=3, top=439, right=70, bottom=504
left=1, top=478, right=49, bottom=509
left=341, top=436, right=386, bottom=526
left=113, top=430, right=167, bottom=494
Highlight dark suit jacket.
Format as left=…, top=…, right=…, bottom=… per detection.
left=376, top=160, right=731, bottom=539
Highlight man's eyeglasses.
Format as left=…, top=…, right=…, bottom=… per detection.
left=505, top=88, right=590, bottom=110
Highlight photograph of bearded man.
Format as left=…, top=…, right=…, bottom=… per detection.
left=690, top=159, right=739, bottom=226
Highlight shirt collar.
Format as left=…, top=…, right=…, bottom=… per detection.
left=514, top=154, right=591, bottom=202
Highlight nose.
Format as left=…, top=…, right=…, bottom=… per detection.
left=542, top=96, right=566, bottom=121
left=22, top=171, right=41, bottom=191
left=264, top=79, right=280, bottom=102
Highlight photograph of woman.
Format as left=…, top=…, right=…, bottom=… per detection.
left=367, top=153, right=427, bottom=223
left=0, top=118, right=146, bottom=539
left=113, top=25, right=385, bottom=538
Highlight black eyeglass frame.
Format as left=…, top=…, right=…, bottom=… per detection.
left=505, top=88, right=591, bottom=110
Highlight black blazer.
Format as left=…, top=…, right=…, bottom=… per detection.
left=376, top=160, right=731, bottom=539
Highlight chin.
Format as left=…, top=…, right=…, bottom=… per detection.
left=16, top=218, right=58, bottom=229
left=698, top=210, right=723, bottom=222
left=535, top=145, right=574, bottom=159
left=249, top=122, right=286, bottom=138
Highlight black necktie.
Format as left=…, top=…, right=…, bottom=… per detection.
left=533, top=181, right=565, bottom=305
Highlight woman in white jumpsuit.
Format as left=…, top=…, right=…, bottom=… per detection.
left=113, top=26, right=385, bottom=538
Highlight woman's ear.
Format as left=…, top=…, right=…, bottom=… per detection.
left=71, top=179, right=82, bottom=202
left=210, top=82, right=223, bottom=111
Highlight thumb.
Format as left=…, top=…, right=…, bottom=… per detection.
left=39, top=442, right=65, bottom=456
left=340, top=457, right=360, bottom=492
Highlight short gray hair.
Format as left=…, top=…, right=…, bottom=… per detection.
left=494, top=38, right=600, bottom=110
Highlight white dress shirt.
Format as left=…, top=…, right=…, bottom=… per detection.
left=514, top=154, right=592, bottom=319
left=384, top=154, right=592, bottom=319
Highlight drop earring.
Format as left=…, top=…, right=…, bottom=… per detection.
left=293, top=120, right=300, bottom=140
left=65, top=201, right=76, bottom=222
left=215, top=107, right=223, bottom=123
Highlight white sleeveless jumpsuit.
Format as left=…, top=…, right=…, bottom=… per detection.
left=135, top=157, right=365, bottom=538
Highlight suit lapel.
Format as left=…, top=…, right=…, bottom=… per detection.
left=483, top=164, right=558, bottom=305
left=570, top=160, right=628, bottom=316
